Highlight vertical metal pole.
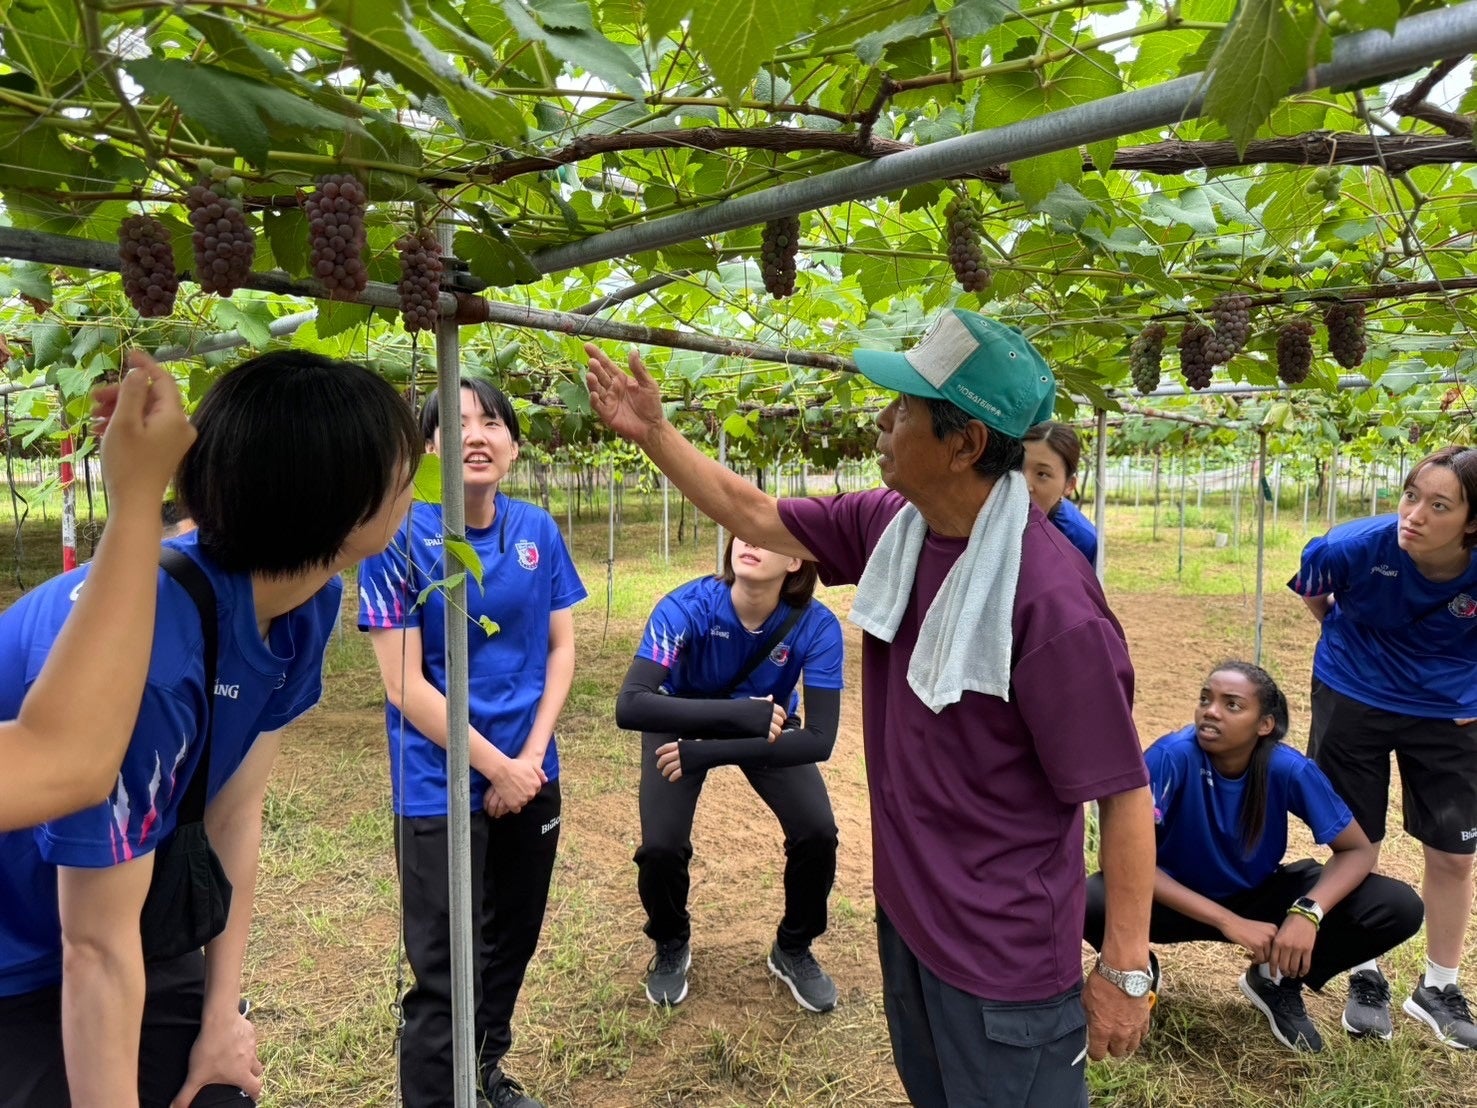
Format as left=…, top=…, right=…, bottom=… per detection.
left=1177, top=450, right=1187, bottom=578
left=1327, top=445, right=1339, bottom=529
left=1093, top=408, right=1108, bottom=582
left=1369, top=462, right=1378, bottom=516
left=1151, top=450, right=1161, bottom=542
left=1255, top=431, right=1268, bottom=666
left=435, top=222, right=477, bottom=1108
left=661, top=473, right=670, bottom=564
left=1197, top=455, right=1204, bottom=511
left=1232, top=457, right=1242, bottom=553
left=1302, top=470, right=1310, bottom=531
left=607, top=464, right=616, bottom=615
left=59, top=430, right=77, bottom=571
left=566, top=464, right=574, bottom=539
left=1272, top=458, right=1281, bottom=532
left=1133, top=452, right=1141, bottom=509
left=715, top=424, right=727, bottom=572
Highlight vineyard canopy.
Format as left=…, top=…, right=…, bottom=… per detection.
left=2, top=0, right=1477, bottom=461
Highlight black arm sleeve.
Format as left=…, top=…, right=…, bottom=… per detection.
left=614, top=657, right=774, bottom=737
left=679, top=685, right=841, bottom=773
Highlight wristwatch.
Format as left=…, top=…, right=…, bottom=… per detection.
left=1093, top=955, right=1154, bottom=998
left=1290, top=896, right=1324, bottom=924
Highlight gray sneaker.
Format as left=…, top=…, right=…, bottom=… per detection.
left=767, top=943, right=838, bottom=1013
left=1342, top=969, right=1393, bottom=1040
left=1403, top=980, right=1477, bottom=1049
left=644, top=939, right=691, bottom=1006
left=483, top=1068, right=543, bottom=1108
left=1239, top=967, right=1323, bottom=1052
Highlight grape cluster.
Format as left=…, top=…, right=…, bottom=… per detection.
left=1178, top=324, right=1214, bottom=390
left=1409, top=422, right=1423, bottom=444
left=305, top=174, right=368, bottom=300
left=1323, top=302, right=1367, bottom=369
left=1206, top=293, right=1252, bottom=364
left=396, top=229, right=443, bottom=334
left=944, top=195, right=991, bottom=294
left=1275, top=320, right=1316, bottom=385
left=759, top=215, right=800, bottom=299
left=1129, top=323, right=1167, bottom=395
left=1304, top=166, right=1342, bottom=203
left=185, top=163, right=254, bottom=297
left=118, top=214, right=179, bottom=317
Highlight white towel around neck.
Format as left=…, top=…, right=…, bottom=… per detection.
left=848, top=471, right=1029, bottom=713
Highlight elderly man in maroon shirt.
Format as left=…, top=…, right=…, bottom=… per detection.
left=586, top=311, right=1154, bottom=1107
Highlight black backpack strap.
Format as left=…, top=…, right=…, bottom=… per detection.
left=159, top=549, right=218, bottom=825
left=718, top=603, right=806, bottom=699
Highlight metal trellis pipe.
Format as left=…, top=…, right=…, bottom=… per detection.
left=1092, top=408, right=1108, bottom=582
left=434, top=222, right=479, bottom=1108
left=526, top=4, right=1477, bottom=275
left=1255, top=429, right=1268, bottom=666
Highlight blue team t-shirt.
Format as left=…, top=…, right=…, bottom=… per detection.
left=1048, top=498, right=1097, bottom=567
left=1148, top=726, right=1353, bottom=901
left=0, top=533, right=338, bottom=996
left=357, top=495, right=587, bottom=817
left=1288, top=514, right=1477, bottom=717
left=635, top=575, right=844, bottom=712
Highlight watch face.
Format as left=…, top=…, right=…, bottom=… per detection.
left=1122, top=972, right=1152, bottom=998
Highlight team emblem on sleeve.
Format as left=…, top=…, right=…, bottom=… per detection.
left=769, top=643, right=792, bottom=666
left=1449, top=593, right=1477, bottom=619
left=515, top=540, right=540, bottom=571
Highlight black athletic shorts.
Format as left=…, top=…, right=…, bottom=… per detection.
left=1310, top=678, right=1477, bottom=855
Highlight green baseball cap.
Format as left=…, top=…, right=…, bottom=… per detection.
left=852, top=310, right=1057, bottom=440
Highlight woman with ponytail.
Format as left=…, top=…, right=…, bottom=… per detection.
left=1083, top=661, right=1423, bottom=1054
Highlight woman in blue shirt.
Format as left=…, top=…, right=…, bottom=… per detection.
left=1083, top=661, right=1422, bottom=1053
left=360, top=379, right=586, bottom=1108
left=1023, top=421, right=1097, bottom=566
left=616, top=537, right=844, bottom=1014
left=1290, top=446, right=1477, bottom=1048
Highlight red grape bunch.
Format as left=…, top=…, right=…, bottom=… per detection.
left=1323, top=302, right=1367, bottom=369
left=117, top=214, right=179, bottom=317
left=1129, top=323, right=1167, bottom=395
left=396, top=229, right=443, bottom=334
left=1275, top=320, right=1316, bottom=385
left=944, top=194, right=991, bottom=294
left=305, top=174, right=368, bottom=300
left=1408, top=422, right=1423, bottom=445
left=1205, top=293, right=1253, bottom=364
left=1178, top=324, right=1214, bottom=390
left=759, top=215, right=800, bottom=299
left=185, top=161, right=254, bottom=297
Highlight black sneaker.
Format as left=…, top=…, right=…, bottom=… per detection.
left=644, top=938, right=691, bottom=1006
left=1342, top=968, right=1393, bottom=1040
left=1403, top=980, right=1477, bottom=1049
left=1238, top=967, right=1323, bottom=1052
left=483, top=1068, right=544, bottom=1108
left=767, top=942, right=838, bottom=1013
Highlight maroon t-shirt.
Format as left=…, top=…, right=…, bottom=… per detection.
left=779, top=487, right=1147, bottom=1001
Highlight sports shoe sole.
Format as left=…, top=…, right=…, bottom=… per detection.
left=1239, top=975, right=1318, bottom=1052
left=644, top=950, right=691, bottom=1007
left=766, top=954, right=835, bottom=1014
left=1401, top=997, right=1475, bottom=1050
left=1340, top=1012, right=1393, bottom=1040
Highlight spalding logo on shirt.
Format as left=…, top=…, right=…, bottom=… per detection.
left=516, top=540, right=539, bottom=571
left=1449, top=593, right=1477, bottom=619
left=769, top=643, right=791, bottom=666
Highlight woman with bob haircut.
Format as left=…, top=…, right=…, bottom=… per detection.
left=359, top=377, right=585, bottom=1108
left=615, top=535, right=845, bottom=1014
left=1022, top=421, right=1096, bottom=567
left=1290, top=444, right=1477, bottom=1049
left=0, top=350, right=421, bottom=1107
left=1084, top=661, right=1422, bottom=1054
